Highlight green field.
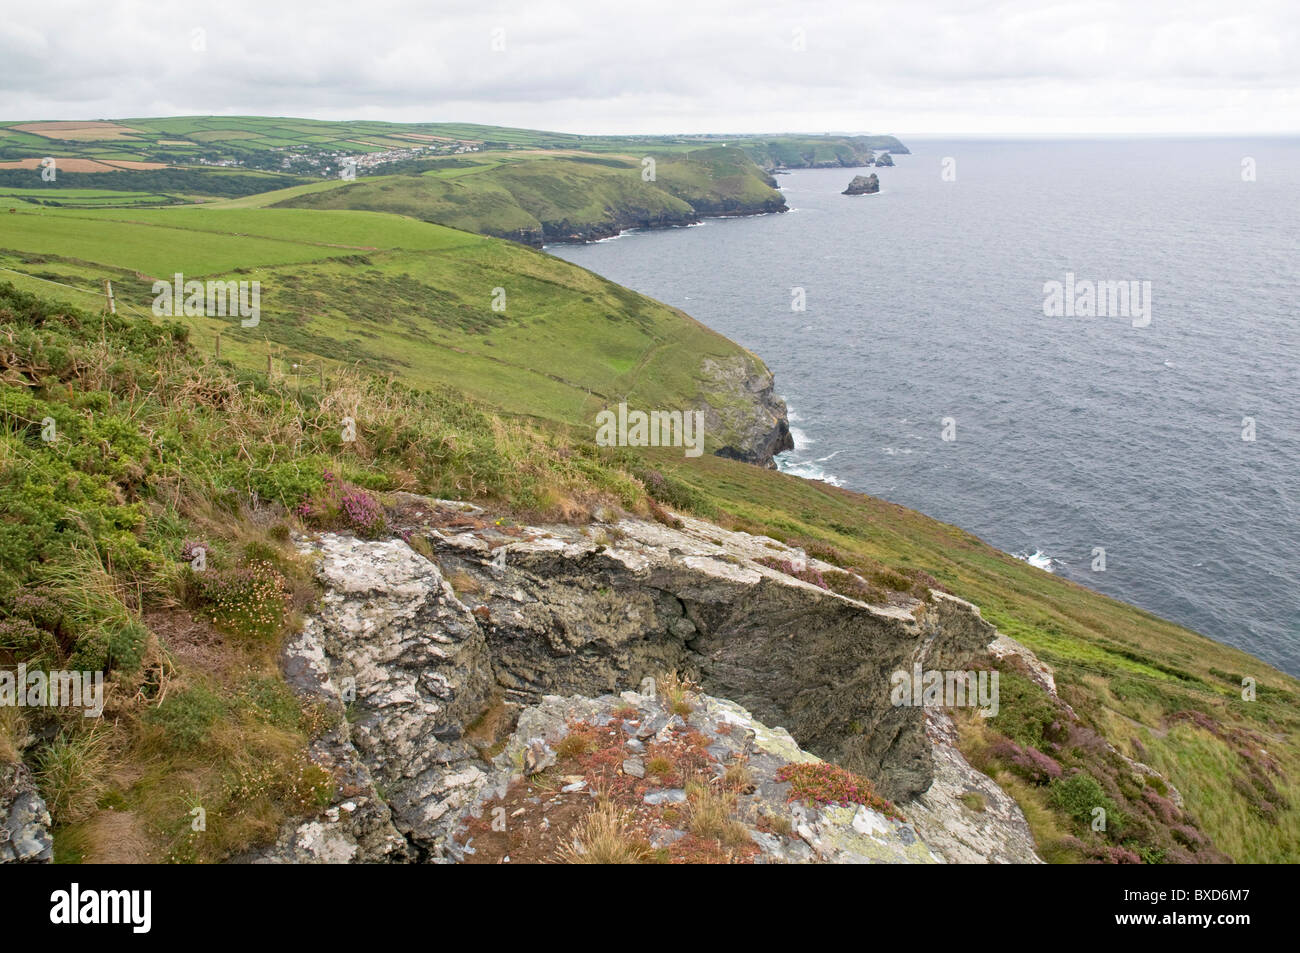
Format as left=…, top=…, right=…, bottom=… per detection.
left=0, top=204, right=777, bottom=444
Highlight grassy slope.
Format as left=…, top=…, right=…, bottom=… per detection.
left=2, top=197, right=1297, bottom=864
left=0, top=204, right=774, bottom=449
left=269, top=149, right=784, bottom=243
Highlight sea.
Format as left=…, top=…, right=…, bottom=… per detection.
left=549, top=137, right=1300, bottom=677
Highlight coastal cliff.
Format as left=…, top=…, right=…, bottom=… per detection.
left=277, top=146, right=789, bottom=249
left=699, top=354, right=794, bottom=467
left=741, top=135, right=910, bottom=172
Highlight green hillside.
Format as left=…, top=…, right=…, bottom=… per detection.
left=1, top=116, right=906, bottom=167
left=271, top=148, right=785, bottom=244
left=0, top=204, right=779, bottom=449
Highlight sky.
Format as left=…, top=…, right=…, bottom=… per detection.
left=2, top=0, right=1298, bottom=135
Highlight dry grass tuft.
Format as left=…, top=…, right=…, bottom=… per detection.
left=555, top=802, right=652, bottom=864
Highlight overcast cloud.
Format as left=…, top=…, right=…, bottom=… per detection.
left=2, top=0, right=1297, bottom=134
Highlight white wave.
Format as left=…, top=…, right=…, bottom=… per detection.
left=776, top=456, right=844, bottom=487
left=789, top=427, right=813, bottom=451
left=1014, top=550, right=1056, bottom=573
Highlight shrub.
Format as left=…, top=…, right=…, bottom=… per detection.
left=823, top=569, right=888, bottom=604
left=988, top=670, right=1064, bottom=750
left=757, top=556, right=828, bottom=590
left=295, top=471, right=387, bottom=538
left=1049, top=771, right=1122, bottom=834
left=0, top=617, right=60, bottom=666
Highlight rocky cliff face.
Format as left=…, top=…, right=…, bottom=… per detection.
left=699, top=354, right=794, bottom=466
left=537, top=197, right=786, bottom=247
left=540, top=209, right=700, bottom=245
left=246, top=495, right=1046, bottom=863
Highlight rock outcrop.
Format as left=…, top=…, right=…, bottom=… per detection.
left=452, top=689, right=941, bottom=864
left=874, top=152, right=895, bottom=167
left=0, top=761, right=53, bottom=864
left=903, top=710, right=1043, bottom=863
left=843, top=173, right=880, bottom=195
left=251, top=495, right=1048, bottom=862
left=699, top=355, right=794, bottom=466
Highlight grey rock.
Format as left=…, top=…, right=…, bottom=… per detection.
left=651, top=828, right=686, bottom=848
left=843, top=173, right=880, bottom=195
left=524, top=741, right=555, bottom=776
left=901, top=710, right=1043, bottom=864
left=0, top=763, right=52, bottom=864
left=622, top=758, right=646, bottom=779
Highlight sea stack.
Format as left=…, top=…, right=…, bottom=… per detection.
left=875, top=151, right=895, bottom=166
left=843, top=173, right=880, bottom=195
